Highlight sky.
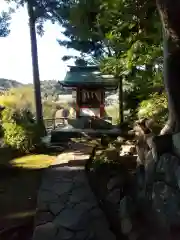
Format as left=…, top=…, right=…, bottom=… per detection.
left=0, top=1, right=78, bottom=84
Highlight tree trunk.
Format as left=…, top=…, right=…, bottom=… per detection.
left=119, top=77, right=124, bottom=124
left=157, top=0, right=180, bottom=133
left=27, top=0, right=43, bottom=126
left=160, top=28, right=176, bottom=134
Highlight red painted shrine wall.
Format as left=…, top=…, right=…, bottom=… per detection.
left=75, top=88, right=105, bottom=117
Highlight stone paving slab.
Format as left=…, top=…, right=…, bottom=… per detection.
left=32, top=143, right=116, bottom=240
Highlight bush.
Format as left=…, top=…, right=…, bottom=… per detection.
left=1, top=107, right=41, bottom=153
left=137, top=92, right=168, bottom=126
left=0, top=124, right=3, bottom=138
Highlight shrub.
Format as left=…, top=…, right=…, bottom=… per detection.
left=2, top=107, right=41, bottom=153
left=0, top=124, right=3, bottom=138
left=137, top=92, right=168, bottom=126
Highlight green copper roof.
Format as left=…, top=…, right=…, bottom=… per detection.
left=60, top=66, right=118, bottom=88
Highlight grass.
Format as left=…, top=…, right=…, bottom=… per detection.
left=9, top=154, right=55, bottom=169
left=0, top=149, right=55, bottom=237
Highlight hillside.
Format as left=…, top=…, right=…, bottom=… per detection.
left=0, top=79, right=119, bottom=101
left=0, top=78, right=23, bottom=90
left=40, top=80, right=72, bottom=97
left=0, top=79, right=71, bottom=98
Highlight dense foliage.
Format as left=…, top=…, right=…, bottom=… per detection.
left=0, top=10, right=11, bottom=37
left=138, top=92, right=168, bottom=126
left=1, top=107, right=40, bottom=152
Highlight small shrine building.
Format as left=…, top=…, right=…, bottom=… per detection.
left=60, top=65, right=118, bottom=118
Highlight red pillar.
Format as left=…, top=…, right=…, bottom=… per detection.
left=100, top=90, right=105, bottom=117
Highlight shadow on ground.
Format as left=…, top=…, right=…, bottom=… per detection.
left=0, top=143, right=96, bottom=240
left=0, top=140, right=134, bottom=240
left=0, top=145, right=61, bottom=240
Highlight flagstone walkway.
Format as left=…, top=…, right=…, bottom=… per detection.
left=32, top=143, right=116, bottom=240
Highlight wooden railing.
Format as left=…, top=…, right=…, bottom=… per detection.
left=44, top=117, right=69, bottom=130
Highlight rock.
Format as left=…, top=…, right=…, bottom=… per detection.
left=107, top=176, right=121, bottom=191
left=53, top=182, right=72, bottom=196
left=117, top=136, right=125, bottom=143
left=50, top=202, right=65, bottom=215
left=75, top=230, right=89, bottom=240
left=90, top=207, right=103, bottom=218
left=175, top=166, right=180, bottom=189
left=146, top=134, right=154, bottom=149
left=156, top=153, right=179, bottom=183
left=35, top=211, right=54, bottom=225
left=33, top=222, right=57, bottom=240
left=126, top=141, right=134, bottom=145
left=173, top=132, right=180, bottom=157
left=148, top=153, right=180, bottom=233
left=56, top=227, right=74, bottom=239
left=120, top=145, right=135, bottom=156
left=129, top=146, right=136, bottom=155
left=38, top=190, right=59, bottom=204
left=58, top=194, right=70, bottom=204
left=153, top=135, right=172, bottom=157
left=73, top=172, right=86, bottom=183
left=119, top=196, right=134, bottom=219
left=69, top=194, right=81, bottom=203
left=136, top=165, right=145, bottom=193
left=90, top=218, right=116, bottom=240
left=121, top=218, right=132, bottom=235
left=128, top=231, right=140, bottom=240
left=106, top=188, right=121, bottom=204
left=105, top=148, right=119, bottom=161
left=136, top=145, right=146, bottom=165
left=53, top=208, right=88, bottom=230
left=37, top=202, right=48, bottom=212
left=74, top=201, right=97, bottom=211
left=71, top=187, right=95, bottom=202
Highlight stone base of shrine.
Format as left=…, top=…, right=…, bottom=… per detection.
left=50, top=127, right=121, bottom=144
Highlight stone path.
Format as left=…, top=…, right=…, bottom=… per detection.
left=32, top=143, right=116, bottom=240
